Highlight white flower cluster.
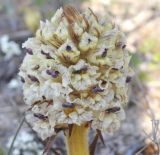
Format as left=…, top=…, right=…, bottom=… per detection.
left=19, top=6, right=133, bottom=140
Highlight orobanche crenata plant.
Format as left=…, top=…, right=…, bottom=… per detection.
left=19, top=5, right=133, bottom=155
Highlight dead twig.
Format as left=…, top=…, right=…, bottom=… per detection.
left=8, top=115, right=25, bottom=155
left=134, top=75, right=160, bottom=155
left=25, top=119, right=61, bottom=155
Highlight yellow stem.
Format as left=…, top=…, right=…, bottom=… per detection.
left=66, top=124, right=89, bottom=155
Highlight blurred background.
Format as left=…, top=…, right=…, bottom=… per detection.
left=0, top=0, right=160, bottom=154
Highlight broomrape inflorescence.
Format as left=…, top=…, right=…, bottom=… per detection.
left=19, top=5, right=133, bottom=154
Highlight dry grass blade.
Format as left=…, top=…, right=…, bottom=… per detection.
left=135, top=144, right=149, bottom=155
left=96, top=129, right=105, bottom=146
left=93, top=27, right=100, bottom=37
left=89, top=129, right=105, bottom=155
left=82, top=15, right=89, bottom=31
left=88, top=8, right=98, bottom=22
left=25, top=119, right=62, bottom=155
left=134, top=75, right=160, bottom=155
left=8, top=116, right=25, bottom=155
left=43, top=135, right=56, bottom=155
left=90, top=133, right=99, bottom=155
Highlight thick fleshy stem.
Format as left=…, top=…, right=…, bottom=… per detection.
left=66, top=124, right=89, bottom=155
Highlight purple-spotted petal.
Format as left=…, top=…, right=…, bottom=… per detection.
left=46, top=69, right=59, bottom=78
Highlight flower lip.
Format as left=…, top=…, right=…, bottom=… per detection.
left=41, top=50, right=53, bottom=59
left=25, top=48, right=33, bottom=55
left=122, top=44, right=126, bottom=49
left=66, top=45, right=72, bottom=51
left=28, top=74, right=39, bottom=83
left=33, top=113, right=48, bottom=120
left=42, top=95, right=46, bottom=100
left=101, top=48, right=108, bottom=57
left=105, top=107, right=121, bottom=113
left=46, top=69, right=59, bottom=78
left=20, top=76, right=25, bottom=83
left=92, top=85, right=104, bottom=93
left=116, top=42, right=126, bottom=49
left=62, top=102, right=75, bottom=109
left=126, top=76, right=132, bottom=83
left=88, top=38, right=91, bottom=43
left=111, top=68, right=119, bottom=71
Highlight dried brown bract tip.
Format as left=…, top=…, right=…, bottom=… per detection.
left=64, top=5, right=81, bottom=24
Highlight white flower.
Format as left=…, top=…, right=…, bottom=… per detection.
left=87, top=46, right=113, bottom=66
left=51, top=7, right=63, bottom=26
left=92, top=114, right=116, bottom=132
left=23, top=84, right=41, bottom=105
left=47, top=98, right=93, bottom=126
left=56, top=39, right=80, bottom=63
left=26, top=112, right=55, bottom=140
left=92, top=109, right=123, bottom=133
left=41, top=81, right=72, bottom=98
left=55, top=20, right=69, bottom=41
left=22, top=37, right=41, bottom=53
left=37, top=20, right=56, bottom=41
left=79, top=32, right=98, bottom=52
left=57, top=109, right=92, bottom=125
left=69, top=60, right=100, bottom=90
left=81, top=89, right=114, bottom=110
left=73, top=22, right=84, bottom=36
left=108, top=69, right=126, bottom=86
